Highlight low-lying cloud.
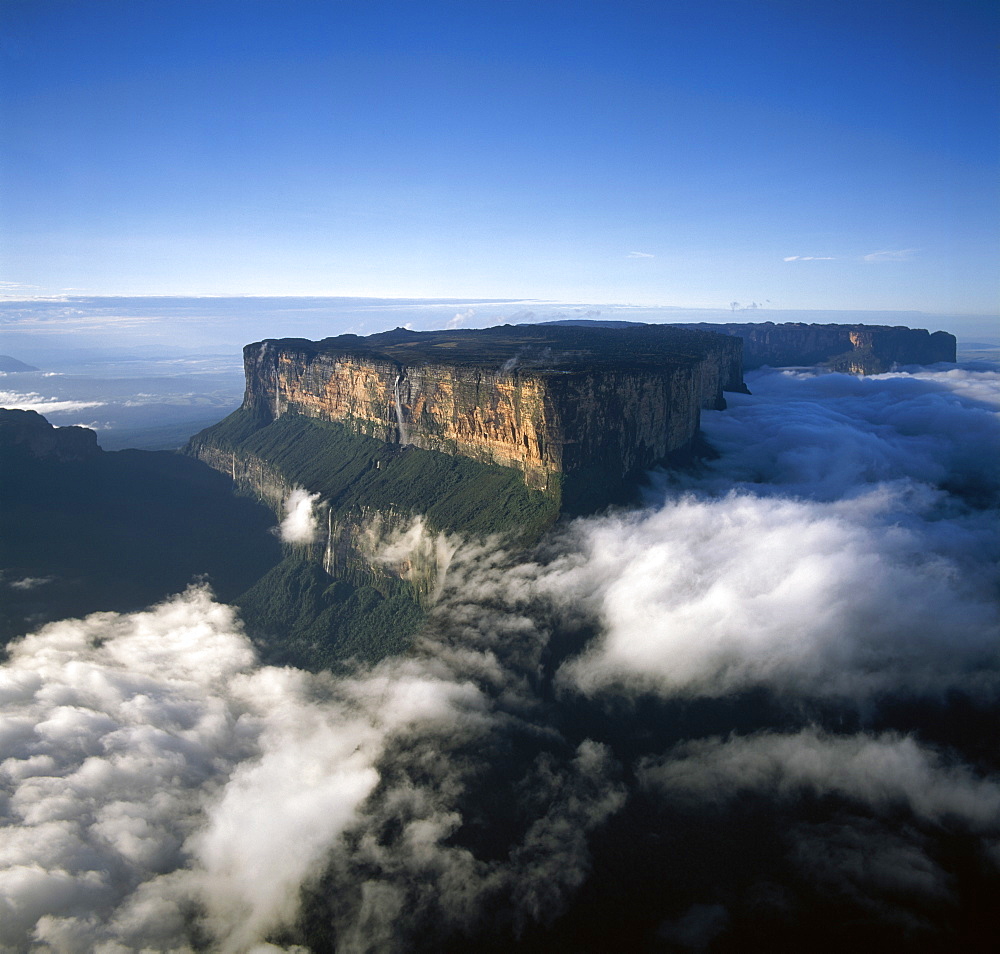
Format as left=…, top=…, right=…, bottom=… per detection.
left=278, top=488, right=321, bottom=545
left=0, top=390, right=104, bottom=415
left=640, top=728, right=1000, bottom=827
left=3, top=361, right=999, bottom=950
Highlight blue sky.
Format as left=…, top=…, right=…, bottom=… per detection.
left=2, top=0, right=997, bottom=313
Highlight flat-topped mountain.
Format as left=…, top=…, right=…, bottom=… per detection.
left=0, top=408, right=101, bottom=462
left=186, top=323, right=746, bottom=667
left=237, top=323, right=745, bottom=494
left=0, top=409, right=279, bottom=647
left=677, top=321, right=956, bottom=372
left=185, top=318, right=955, bottom=670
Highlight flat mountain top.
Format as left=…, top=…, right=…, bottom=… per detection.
left=255, top=323, right=734, bottom=372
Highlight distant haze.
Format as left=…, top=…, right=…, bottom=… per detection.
left=2, top=296, right=994, bottom=369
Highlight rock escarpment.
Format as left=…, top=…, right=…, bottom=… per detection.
left=186, top=324, right=746, bottom=667
left=678, top=322, right=956, bottom=373
left=0, top=408, right=101, bottom=462
left=239, top=324, right=745, bottom=493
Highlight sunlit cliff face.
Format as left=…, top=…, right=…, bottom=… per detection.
left=259, top=351, right=709, bottom=491
left=239, top=326, right=743, bottom=494
left=2, top=361, right=998, bottom=952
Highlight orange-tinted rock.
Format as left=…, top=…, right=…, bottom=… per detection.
left=241, top=324, right=745, bottom=491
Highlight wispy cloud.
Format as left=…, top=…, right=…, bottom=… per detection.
left=863, top=248, right=918, bottom=263
left=626, top=251, right=655, bottom=259
left=0, top=390, right=104, bottom=414
left=0, top=281, right=41, bottom=298
left=784, top=255, right=836, bottom=262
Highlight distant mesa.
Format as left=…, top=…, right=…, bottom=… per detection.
left=673, top=321, right=956, bottom=373
left=544, top=319, right=956, bottom=373
left=1, top=409, right=281, bottom=646
left=0, top=355, right=40, bottom=373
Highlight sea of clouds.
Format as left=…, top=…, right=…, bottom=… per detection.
left=2, top=361, right=998, bottom=952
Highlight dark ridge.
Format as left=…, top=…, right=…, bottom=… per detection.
left=252, top=322, right=736, bottom=372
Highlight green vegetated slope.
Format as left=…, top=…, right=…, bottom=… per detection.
left=237, top=559, right=424, bottom=671
left=188, top=408, right=561, bottom=670
left=192, top=407, right=560, bottom=541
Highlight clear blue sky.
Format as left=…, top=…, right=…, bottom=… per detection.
left=2, top=0, right=997, bottom=313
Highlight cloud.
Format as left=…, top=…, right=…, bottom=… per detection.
left=278, top=488, right=321, bottom=544
left=626, top=251, right=655, bottom=258
left=0, top=390, right=105, bottom=414
left=0, top=573, right=634, bottom=951
left=551, top=366, right=1000, bottom=702
left=639, top=728, right=1000, bottom=922
left=684, top=365, right=1000, bottom=502
left=863, top=248, right=919, bottom=262
left=7, top=576, right=53, bottom=590
left=552, top=489, right=1000, bottom=701
left=783, top=255, right=835, bottom=261
left=0, top=586, right=503, bottom=951
left=447, top=309, right=476, bottom=329
left=3, top=360, right=998, bottom=949
left=639, top=728, right=1000, bottom=827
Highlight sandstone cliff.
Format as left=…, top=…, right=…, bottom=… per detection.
left=239, top=324, right=745, bottom=493
left=185, top=324, right=746, bottom=663
left=678, top=322, right=956, bottom=373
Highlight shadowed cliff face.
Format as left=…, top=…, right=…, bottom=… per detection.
left=0, top=408, right=101, bottom=462
left=679, top=322, right=956, bottom=372
left=240, top=324, right=744, bottom=491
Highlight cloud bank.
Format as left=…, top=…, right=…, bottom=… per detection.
left=0, top=390, right=104, bottom=415
left=3, top=361, right=999, bottom=950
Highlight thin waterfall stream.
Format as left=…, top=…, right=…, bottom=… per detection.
left=393, top=373, right=409, bottom=445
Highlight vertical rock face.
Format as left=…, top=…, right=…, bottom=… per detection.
left=678, top=322, right=956, bottom=372
left=240, top=325, right=744, bottom=491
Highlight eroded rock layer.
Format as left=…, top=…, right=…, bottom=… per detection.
left=241, top=324, right=745, bottom=491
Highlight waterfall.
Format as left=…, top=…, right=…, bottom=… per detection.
left=393, top=373, right=409, bottom=445
left=323, top=507, right=333, bottom=575
left=273, top=362, right=280, bottom=419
